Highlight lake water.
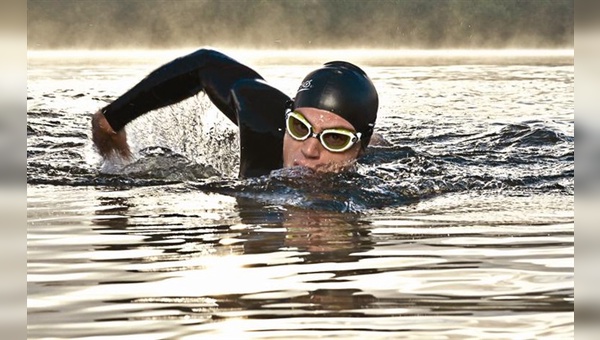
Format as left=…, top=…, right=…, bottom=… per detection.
left=27, top=49, right=574, bottom=339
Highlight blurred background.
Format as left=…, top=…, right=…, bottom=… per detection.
left=27, top=0, right=573, bottom=50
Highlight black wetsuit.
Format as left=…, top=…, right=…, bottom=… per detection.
left=101, top=48, right=290, bottom=178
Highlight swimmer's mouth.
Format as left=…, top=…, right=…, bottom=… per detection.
left=293, top=161, right=315, bottom=169
left=293, top=159, right=357, bottom=173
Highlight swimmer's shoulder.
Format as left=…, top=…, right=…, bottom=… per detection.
left=368, top=132, right=392, bottom=147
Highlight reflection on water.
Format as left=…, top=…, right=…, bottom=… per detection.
left=28, top=184, right=573, bottom=339
left=27, top=50, right=573, bottom=338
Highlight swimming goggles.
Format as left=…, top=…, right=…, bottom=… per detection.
left=285, top=111, right=361, bottom=153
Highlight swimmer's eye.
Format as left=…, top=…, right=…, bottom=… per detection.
left=320, top=129, right=360, bottom=152
left=286, top=111, right=312, bottom=140
left=322, top=132, right=351, bottom=148
left=285, top=111, right=361, bottom=153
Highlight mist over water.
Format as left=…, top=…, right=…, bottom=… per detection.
left=27, top=0, right=573, bottom=50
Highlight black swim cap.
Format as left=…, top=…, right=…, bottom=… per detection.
left=292, top=61, right=378, bottom=149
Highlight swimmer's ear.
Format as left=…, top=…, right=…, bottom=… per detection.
left=358, top=132, right=390, bottom=157
left=367, top=132, right=391, bottom=147
left=91, top=110, right=132, bottom=161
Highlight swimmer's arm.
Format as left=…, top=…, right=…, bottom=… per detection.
left=92, top=48, right=263, bottom=160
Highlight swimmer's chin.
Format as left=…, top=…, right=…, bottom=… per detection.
left=289, top=160, right=357, bottom=173
left=270, top=161, right=357, bottom=179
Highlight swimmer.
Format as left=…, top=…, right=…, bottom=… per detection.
left=92, top=48, right=379, bottom=177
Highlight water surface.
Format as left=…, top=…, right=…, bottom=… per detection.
left=27, top=49, right=574, bottom=339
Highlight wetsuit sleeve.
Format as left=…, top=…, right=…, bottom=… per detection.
left=98, top=48, right=291, bottom=178
left=232, top=79, right=289, bottom=177
left=101, top=48, right=263, bottom=131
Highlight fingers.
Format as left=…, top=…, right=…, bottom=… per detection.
left=91, top=110, right=132, bottom=161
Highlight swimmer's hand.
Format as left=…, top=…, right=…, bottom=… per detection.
left=91, top=110, right=132, bottom=161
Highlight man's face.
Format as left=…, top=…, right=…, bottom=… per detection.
left=282, top=107, right=361, bottom=172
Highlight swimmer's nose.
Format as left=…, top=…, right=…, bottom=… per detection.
left=301, top=136, right=322, bottom=159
